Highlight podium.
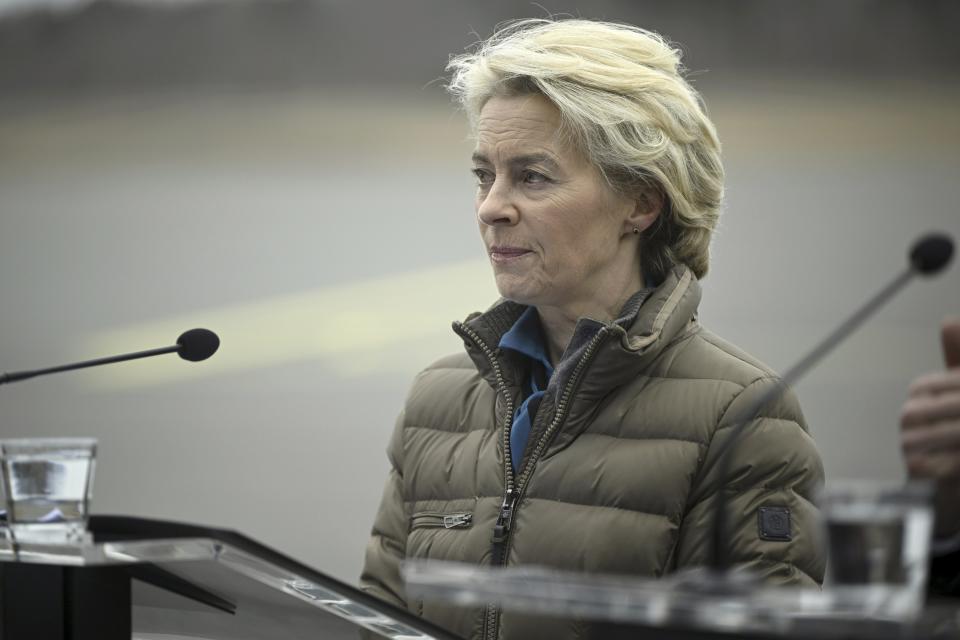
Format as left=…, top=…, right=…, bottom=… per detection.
left=0, top=515, right=460, bottom=640
left=4, top=518, right=959, bottom=640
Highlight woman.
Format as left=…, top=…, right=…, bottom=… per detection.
left=361, top=19, right=824, bottom=640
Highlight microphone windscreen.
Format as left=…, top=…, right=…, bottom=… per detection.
left=910, top=233, right=954, bottom=275
left=177, top=328, right=220, bottom=362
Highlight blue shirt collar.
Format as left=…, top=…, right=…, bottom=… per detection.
left=498, top=306, right=555, bottom=376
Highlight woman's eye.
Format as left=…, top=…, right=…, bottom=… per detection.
left=472, top=168, right=493, bottom=185
left=522, top=170, right=549, bottom=184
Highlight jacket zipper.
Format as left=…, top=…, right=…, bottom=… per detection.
left=410, top=512, right=473, bottom=530
left=457, top=321, right=610, bottom=640
left=454, top=322, right=517, bottom=640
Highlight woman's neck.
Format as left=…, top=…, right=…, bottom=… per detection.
left=534, top=277, right=645, bottom=365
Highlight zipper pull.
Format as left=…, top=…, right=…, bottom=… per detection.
left=443, top=513, right=472, bottom=529
left=492, top=488, right=518, bottom=543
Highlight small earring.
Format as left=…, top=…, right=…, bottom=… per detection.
left=632, top=226, right=640, bottom=235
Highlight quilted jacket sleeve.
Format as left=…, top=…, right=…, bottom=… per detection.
left=673, top=377, right=826, bottom=587
left=359, top=410, right=409, bottom=608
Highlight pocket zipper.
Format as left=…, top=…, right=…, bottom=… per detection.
left=410, top=512, right=473, bottom=530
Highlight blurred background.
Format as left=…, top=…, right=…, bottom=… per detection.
left=0, top=0, right=958, bottom=583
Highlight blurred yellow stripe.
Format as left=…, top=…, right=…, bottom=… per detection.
left=80, top=260, right=497, bottom=388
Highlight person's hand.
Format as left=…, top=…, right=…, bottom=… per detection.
left=901, top=318, right=960, bottom=538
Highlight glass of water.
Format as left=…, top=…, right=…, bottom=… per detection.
left=0, top=438, right=97, bottom=544
left=819, top=480, right=933, bottom=621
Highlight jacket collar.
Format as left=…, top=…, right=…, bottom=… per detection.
left=454, top=264, right=702, bottom=403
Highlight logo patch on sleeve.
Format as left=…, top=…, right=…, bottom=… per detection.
left=758, top=506, right=792, bottom=541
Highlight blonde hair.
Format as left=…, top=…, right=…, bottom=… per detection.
left=447, top=19, right=723, bottom=281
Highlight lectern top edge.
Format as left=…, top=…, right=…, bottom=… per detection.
left=0, top=514, right=464, bottom=640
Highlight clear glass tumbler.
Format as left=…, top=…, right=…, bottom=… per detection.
left=819, top=480, right=933, bottom=621
left=0, top=438, right=97, bottom=544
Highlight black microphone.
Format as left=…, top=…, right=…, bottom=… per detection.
left=0, top=328, right=220, bottom=385
left=708, top=233, right=953, bottom=576
left=176, top=328, right=220, bottom=362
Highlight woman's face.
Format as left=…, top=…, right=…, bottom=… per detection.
left=472, top=93, right=648, bottom=313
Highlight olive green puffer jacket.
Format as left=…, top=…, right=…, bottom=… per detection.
left=360, top=265, right=825, bottom=640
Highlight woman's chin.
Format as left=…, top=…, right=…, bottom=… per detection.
left=494, top=280, right=551, bottom=307
left=494, top=279, right=537, bottom=305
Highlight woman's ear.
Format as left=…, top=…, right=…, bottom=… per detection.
left=627, top=186, right=663, bottom=234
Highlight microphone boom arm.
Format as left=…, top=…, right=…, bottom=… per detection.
left=0, top=345, right=179, bottom=385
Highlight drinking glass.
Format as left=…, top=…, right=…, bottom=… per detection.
left=819, top=480, right=933, bottom=620
left=0, top=438, right=97, bottom=544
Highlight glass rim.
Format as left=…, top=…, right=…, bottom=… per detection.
left=0, top=437, right=97, bottom=452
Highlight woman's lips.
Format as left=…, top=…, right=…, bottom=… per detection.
left=489, top=246, right=533, bottom=263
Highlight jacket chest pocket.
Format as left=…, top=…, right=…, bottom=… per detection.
left=409, top=511, right=473, bottom=530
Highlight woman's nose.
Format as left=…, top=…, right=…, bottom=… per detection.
left=476, top=181, right=519, bottom=226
